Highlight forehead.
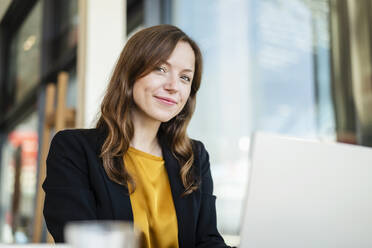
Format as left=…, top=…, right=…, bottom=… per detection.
left=166, top=41, right=195, bottom=71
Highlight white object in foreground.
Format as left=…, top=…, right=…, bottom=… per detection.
left=240, top=132, right=372, bottom=248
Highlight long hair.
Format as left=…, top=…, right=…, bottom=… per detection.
left=96, top=25, right=203, bottom=196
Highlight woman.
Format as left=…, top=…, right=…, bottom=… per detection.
left=43, top=24, right=231, bottom=248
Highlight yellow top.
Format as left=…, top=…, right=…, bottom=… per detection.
left=124, top=147, right=179, bottom=248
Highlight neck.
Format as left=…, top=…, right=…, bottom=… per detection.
left=130, top=109, right=162, bottom=155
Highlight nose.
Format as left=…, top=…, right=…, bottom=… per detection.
left=163, top=72, right=179, bottom=92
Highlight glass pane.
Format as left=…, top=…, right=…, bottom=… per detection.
left=311, top=0, right=334, bottom=138
left=0, top=112, right=39, bottom=243
left=127, top=0, right=144, bottom=35
left=248, top=0, right=333, bottom=138
left=58, top=0, right=78, bottom=54
left=172, top=0, right=334, bottom=243
left=8, top=1, right=43, bottom=106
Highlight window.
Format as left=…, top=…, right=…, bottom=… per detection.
left=0, top=111, right=39, bottom=243
left=7, top=1, right=43, bottom=109
left=172, top=0, right=333, bottom=242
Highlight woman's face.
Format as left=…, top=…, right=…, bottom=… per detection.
left=132, top=41, right=195, bottom=123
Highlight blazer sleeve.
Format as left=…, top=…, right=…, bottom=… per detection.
left=42, top=130, right=97, bottom=243
left=194, top=141, right=233, bottom=248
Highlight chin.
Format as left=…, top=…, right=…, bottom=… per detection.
left=151, top=111, right=178, bottom=123
left=156, top=115, right=175, bottom=123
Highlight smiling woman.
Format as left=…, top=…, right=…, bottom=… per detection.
left=132, top=41, right=194, bottom=124
left=42, top=25, right=232, bottom=248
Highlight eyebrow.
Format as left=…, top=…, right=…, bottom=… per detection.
left=163, top=61, right=194, bottom=73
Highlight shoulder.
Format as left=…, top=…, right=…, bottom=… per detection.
left=50, top=128, right=104, bottom=155
left=46, top=128, right=105, bottom=178
left=190, top=139, right=214, bottom=194
left=191, top=139, right=210, bottom=171
left=52, top=128, right=100, bottom=141
left=44, top=129, right=103, bottom=190
left=191, top=139, right=207, bottom=157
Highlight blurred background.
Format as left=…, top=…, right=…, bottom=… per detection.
left=0, top=0, right=371, bottom=246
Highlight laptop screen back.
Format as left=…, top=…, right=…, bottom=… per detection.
left=240, top=132, right=372, bottom=248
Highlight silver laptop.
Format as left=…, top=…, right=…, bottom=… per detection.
left=239, top=132, right=372, bottom=248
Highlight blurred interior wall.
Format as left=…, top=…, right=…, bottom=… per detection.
left=330, top=0, right=372, bottom=146
left=77, top=0, right=126, bottom=128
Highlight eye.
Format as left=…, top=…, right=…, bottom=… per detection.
left=181, top=75, right=191, bottom=82
left=156, top=66, right=167, bottom=73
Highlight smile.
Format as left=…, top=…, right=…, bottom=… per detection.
left=154, top=96, right=177, bottom=106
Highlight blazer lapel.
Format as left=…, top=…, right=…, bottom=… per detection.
left=93, top=127, right=133, bottom=221
left=160, top=137, right=196, bottom=248
left=92, top=127, right=196, bottom=246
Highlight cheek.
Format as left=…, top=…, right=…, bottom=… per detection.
left=132, top=84, right=141, bottom=105
left=181, top=86, right=192, bottom=104
left=133, top=82, right=151, bottom=104
left=177, top=89, right=192, bottom=117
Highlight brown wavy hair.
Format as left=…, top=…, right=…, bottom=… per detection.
left=96, top=25, right=203, bottom=196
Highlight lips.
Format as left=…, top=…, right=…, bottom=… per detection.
left=154, top=96, right=178, bottom=105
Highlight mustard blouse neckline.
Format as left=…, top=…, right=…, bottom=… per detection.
left=127, top=146, right=163, bottom=161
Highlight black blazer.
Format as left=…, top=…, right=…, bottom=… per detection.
left=43, top=128, right=231, bottom=248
